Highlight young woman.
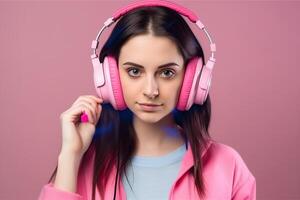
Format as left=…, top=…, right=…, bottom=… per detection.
left=38, top=1, right=256, bottom=200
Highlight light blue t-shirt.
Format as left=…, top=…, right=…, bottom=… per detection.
left=121, top=144, right=186, bottom=200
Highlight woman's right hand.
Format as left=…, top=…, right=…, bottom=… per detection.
left=59, top=95, right=103, bottom=158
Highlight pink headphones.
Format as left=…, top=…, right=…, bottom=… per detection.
left=90, top=0, right=216, bottom=111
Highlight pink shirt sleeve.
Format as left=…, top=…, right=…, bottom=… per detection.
left=38, top=182, right=83, bottom=200
left=231, top=147, right=257, bottom=200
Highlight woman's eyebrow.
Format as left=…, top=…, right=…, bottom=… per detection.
left=122, top=61, right=180, bottom=69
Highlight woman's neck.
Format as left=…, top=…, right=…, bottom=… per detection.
left=133, top=114, right=185, bottom=157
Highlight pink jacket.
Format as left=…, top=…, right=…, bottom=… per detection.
left=38, top=140, right=256, bottom=200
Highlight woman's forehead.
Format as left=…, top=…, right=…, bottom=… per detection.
left=119, top=34, right=183, bottom=67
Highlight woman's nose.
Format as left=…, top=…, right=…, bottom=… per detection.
left=143, top=76, right=159, bottom=99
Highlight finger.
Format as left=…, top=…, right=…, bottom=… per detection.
left=73, top=97, right=98, bottom=113
left=95, top=103, right=103, bottom=122
left=73, top=98, right=97, bottom=113
left=79, top=107, right=94, bottom=124
left=80, top=97, right=103, bottom=118
left=62, top=104, right=95, bottom=124
left=73, top=96, right=101, bottom=112
left=72, top=96, right=92, bottom=107
left=76, top=102, right=97, bottom=123
left=88, top=95, right=103, bottom=103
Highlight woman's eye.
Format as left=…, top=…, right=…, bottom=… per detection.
left=160, top=69, right=175, bottom=78
left=127, top=68, right=140, bottom=77
left=126, top=67, right=175, bottom=79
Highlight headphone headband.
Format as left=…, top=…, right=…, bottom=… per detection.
left=113, top=0, right=199, bottom=22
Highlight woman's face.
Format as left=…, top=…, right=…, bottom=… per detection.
left=118, top=34, right=185, bottom=124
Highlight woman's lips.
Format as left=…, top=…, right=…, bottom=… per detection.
left=138, top=103, right=162, bottom=111
left=139, top=103, right=161, bottom=106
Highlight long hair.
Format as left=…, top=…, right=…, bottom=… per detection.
left=48, top=6, right=212, bottom=199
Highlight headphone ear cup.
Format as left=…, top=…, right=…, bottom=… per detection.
left=177, top=57, right=200, bottom=111
left=194, top=61, right=212, bottom=106
left=107, top=55, right=127, bottom=110
left=92, top=55, right=127, bottom=110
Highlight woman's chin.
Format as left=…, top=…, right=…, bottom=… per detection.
left=135, top=112, right=165, bottom=124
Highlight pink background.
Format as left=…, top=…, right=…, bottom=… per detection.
left=1, top=1, right=299, bottom=199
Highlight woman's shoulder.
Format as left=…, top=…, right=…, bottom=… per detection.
left=207, top=139, right=256, bottom=182
left=207, top=140, right=256, bottom=197
left=198, top=140, right=256, bottom=198
left=207, top=139, right=249, bottom=163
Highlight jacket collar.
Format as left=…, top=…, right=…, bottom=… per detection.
left=87, top=139, right=214, bottom=199
left=177, top=139, right=213, bottom=179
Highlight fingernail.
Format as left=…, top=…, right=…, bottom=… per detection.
left=81, top=113, right=89, bottom=123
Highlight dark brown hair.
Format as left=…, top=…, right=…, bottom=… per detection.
left=48, top=6, right=212, bottom=199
